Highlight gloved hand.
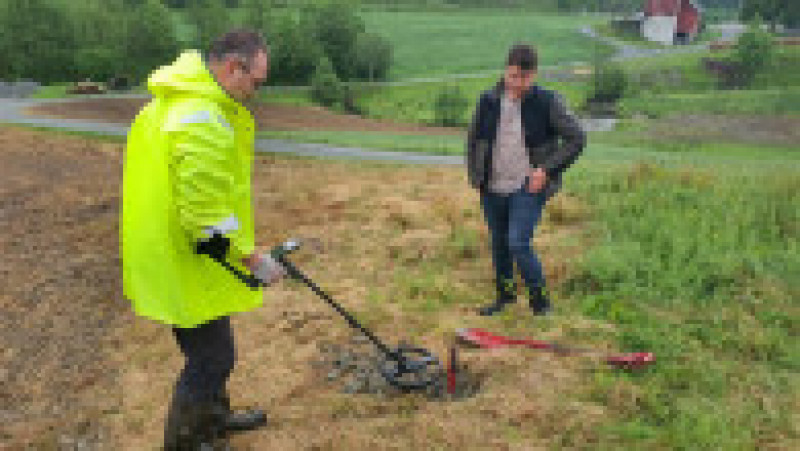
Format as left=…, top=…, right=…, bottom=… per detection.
left=252, top=253, right=287, bottom=286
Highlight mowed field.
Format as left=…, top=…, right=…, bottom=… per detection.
left=360, top=10, right=607, bottom=79
left=1, top=122, right=797, bottom=449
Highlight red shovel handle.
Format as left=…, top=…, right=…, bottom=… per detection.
left=456, top=328, right=553, bottom=350
left=457, top=328, right=655, bottom=370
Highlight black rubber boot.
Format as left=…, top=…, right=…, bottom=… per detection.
left=478, top=297, right=516, bottom=316
left=214, top=390, right=268, bottom=434
left=529, top=287, right=551, bottom=316
left=163, top=394, right=227, bottom=451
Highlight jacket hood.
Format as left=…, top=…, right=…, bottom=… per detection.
left=147, top=50, right=235, bottom=107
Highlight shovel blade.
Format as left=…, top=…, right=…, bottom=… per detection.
left=606, top=352, right=655, bottom=370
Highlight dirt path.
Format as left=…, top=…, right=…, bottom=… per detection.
left=25, top=98, right=463, bottom=136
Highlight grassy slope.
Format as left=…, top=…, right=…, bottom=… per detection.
left=323, top=46, right=800, bottom=127
left=560, top=161, right=799, bottom=448
left=618, top=46, right=800, bottom=116
left=361, top=9, right=608, bottom=79
left=7, top=124, right=798, bottom=448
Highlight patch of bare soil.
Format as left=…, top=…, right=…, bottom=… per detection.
left=1, top=125, right=602, bottom=450
left=25, top=98, right=463, bottom=136
left=0, top=126, right=131, bottom=449
left=649, top=114, right=800, bottom=148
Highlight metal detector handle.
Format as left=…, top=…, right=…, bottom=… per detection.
left=197, top=235, right=303, bottom=290
left=237, top=239, right=303, bottom=289
left=196, top=232, right=263, bottom=289
left=217, top=258, right=263, bottom=289
left=268, top=239, right=303, bottom=261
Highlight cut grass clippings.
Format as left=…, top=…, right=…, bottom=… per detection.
left=3, top=125, right=798, bottom=449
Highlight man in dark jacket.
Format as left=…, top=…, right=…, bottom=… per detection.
left=466, top=43, right=586, bottom=316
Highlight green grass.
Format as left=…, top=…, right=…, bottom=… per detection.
left=594, top=22, right=671, bottom=50
left=560, top=161, right=799, bottom=447
left=257, top=88, right=316, bottom=106
left=258, top=129, right=465, bottom=155
left=619, top=46, right=800, bottom=93
left=620, top=87, right=800, bottom=117
left=353, top=77, right=590, bottom=126
left=361, top=10, right=610, bottom=79
left=29, top=84, right=75, bottom=99
left=0, top=123, right=126, bottom=143
left=602, top=46, right=800, bottom=118
left=256, top=126, right=800, bottom=171
left=30, top=84, right=148, bottom=99
left=309, top=47, right=798, bottom=128
left=255, top=75, right=590, bottom=127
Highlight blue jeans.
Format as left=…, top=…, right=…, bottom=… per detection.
left=480, top=180, right=548, bottom=301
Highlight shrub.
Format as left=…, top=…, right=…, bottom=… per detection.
left=588, top=61, right=628, bottom=104
left=123, top=0, right=181, bottom=84
left=72, top=47, right=120, bottom=83
left=433, top=85, right=468, bottom=127
left=730, top=16, right=775, bottom=87
left=352, top=32, right=393, bottom=82
left=301, top=2, right=365, bottom=81
left=264, top=16, right=324, bottom=85
left=311, top=57, right=344, bottom=107
left=185, top=0, right=230, bottom=50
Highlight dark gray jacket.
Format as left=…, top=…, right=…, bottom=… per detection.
left=466, top=81, right=586, bottom=198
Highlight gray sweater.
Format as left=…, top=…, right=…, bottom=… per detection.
left=489, top=93, right=529, bottom=194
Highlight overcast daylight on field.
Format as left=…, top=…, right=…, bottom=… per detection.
left=1, top=1, right=798, bottom=449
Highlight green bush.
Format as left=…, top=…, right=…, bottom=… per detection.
left=352, top=32, right=393, bottom=82
left=730, top=16, right=775, bottom=87
left=72, top=47, right=120, bottom=83
left=185, top=0, right=230, bottom=50
left=124, top=0, right=181, bottom=83
left=301, top=2, right=365, bottom=81
left=311, top=57, right=344, bottom=107
left=588, top=61, right=628, bottom=104
left=262, top=15, right=323, bottom=86
left=242, top=1, right=393, bottom=86
left=433, top=85, right=469, bottom=126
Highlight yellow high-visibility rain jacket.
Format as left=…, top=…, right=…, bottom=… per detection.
left=122, top=50, right=261, bottom=328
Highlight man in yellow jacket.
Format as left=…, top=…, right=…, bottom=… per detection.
left=122, top=30, right=284, bottom=449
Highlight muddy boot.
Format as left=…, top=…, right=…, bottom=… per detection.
left=529, top=287, right=551, bottom=316
left=477, top=296, right=516, bottom=316
left=163, top=394, right=227, bottom=451
left=214, top=390, right=268, bottom=434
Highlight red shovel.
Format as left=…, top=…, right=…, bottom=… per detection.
left=456, top=328, right=655, bottom=370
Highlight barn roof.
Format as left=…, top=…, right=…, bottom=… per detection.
left=645, top=0, right=702, bottom=17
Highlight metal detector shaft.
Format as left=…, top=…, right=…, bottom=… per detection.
left=275, top=254, right=398, bottom=360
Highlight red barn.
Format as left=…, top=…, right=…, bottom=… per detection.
left=643, top=0, right=702, bottom=44
left=676, top=0, right=702, bottom=42
left=645, top=0, right=681, bottom=16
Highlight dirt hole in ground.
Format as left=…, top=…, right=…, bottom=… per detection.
left=311, top=334, right=486, bottom=401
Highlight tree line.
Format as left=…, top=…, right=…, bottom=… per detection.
left=0, top=0, right=393, bottom=86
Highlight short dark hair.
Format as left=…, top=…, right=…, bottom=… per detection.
left=506, top=43, right=538, bottom=72
left=207, top=29, right=269, bottom=64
